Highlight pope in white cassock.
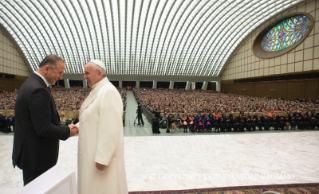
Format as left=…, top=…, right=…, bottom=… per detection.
left=76, top=60, right=128, bottom=194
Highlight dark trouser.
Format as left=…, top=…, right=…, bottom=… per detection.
left=304, top=121, right=310, bottom=129
left=4, top=124, right=12, bottom=133
left=226, top=123, right=232, bottom=132
left=138, top=114, right=144, bottom=125
left=0, top=124, right=5, bottom=132
left=239, top=123, right=245, bottom=132
left=23, top=169, right=47, bottom=186
left=291, top=121, right=296, bottom=129
left=251, top=122, right=256, bottom=131
left=246, top=123, right=252, bottom=131
left=214, top=124, right=220, bottom=133
left=206, top=124, right=212, bottom=132
left=183, top=124, right=187, bottom=132
left=263, top=123, right=269, bottom=130
left=220, top=123, right=225, bottom=132
left=279, top=122, right=285, bottom=130
left=297, top=122, right=304, bottom=130
left=310, top=121, right=316, bottom=129
left=197, top=124, right=203, bottom=132
left=233, top=124, right=239, bottom=132
left=189, top=124, right=194, bottom=132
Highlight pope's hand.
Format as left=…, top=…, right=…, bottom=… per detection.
left=68, top=124, right=79, bottom=137
left=96, top=162, right=106, bottom=171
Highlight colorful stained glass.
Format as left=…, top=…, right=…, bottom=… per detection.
left=261, top=15, right=311, bottom=52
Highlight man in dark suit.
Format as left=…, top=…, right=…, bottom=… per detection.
left=12, top=55, right=79, bottom=186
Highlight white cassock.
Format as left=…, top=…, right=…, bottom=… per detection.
left=76, top=77, right=128, bottom=194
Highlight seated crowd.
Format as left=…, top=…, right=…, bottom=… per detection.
left=0, top=87, right=127, bottom=111
left=133, top=88, right=319, bottom=133
left=157, top=111, right=319, bottom=133
left=51, top=87, right=91, bottom=111
left=0, top=91, right=17, bottom=110
left=0, top=87, right=127, bottom=132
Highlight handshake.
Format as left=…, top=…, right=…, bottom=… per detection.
left=68, top=124, right=79, bottom=137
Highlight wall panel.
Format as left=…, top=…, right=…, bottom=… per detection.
left=0, top=27, right=31, bottom=77
left=222, top=79, right=319, bottom=101
left=0, top=75, right=28, bottom=92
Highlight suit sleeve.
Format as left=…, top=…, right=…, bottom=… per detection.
left=28, top=88, right=70, bottom=140
left=95, top=88, right=123, bottom=165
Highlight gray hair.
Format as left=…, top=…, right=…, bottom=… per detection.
left=92, top=63, right=106, bottom=77
left=39, top=54, right=64, bottom=69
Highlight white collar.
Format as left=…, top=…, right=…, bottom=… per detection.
left=35, top=71, right=50, bottom=87
left=91, top=77, right=108, bottom=90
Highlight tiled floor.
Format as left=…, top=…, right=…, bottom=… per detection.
left=1, top=91, right=319, bottom=193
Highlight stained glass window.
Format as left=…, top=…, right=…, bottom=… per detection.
left=261, top=15, right=311, bottom=52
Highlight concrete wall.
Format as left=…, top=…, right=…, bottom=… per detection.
left=0, top=27, right=31, bottom=77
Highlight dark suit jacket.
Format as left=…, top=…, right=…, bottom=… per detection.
left=0, top=115, right=5, bottom=128
left=12, top=73, right=70, bottom=171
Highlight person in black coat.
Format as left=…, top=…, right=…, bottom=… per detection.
left=72, top=116, right=79, bottom=124
left=238, top=114, right=245, bottom=132
left=225, top=113, right=232, bottom=132
left=245, top=115, right=252, bottom=132
left=301, top=113, right=311, bottom=129
left=296, top=113, right=304, bottom=130
left=137, top=103, right=144, bottom=125
left=309, top=112, right=317, bottom=129
left=0, top=112, right=6, bottom=132
left=12, top=55, right=79, bottom=186
left=232, top=115, right=239, bottom=132
left=220, top=115, right=226, bottom=132
left=279, top=114, right=285, bottom=130
left=284, top=113, right=290, bottom=130
left=5, top=113, right=15, bottom=132
left=263, top=114, right=270, bottom=131
left=152, top=117, right=161, bottom=134
left=256, top=115, right=263, bottom=131
left=272, top=114, right=279, bottom=130
left=289, top=113, right=296, bottom=130
left=251, top=114, right=257, bottom=131
left=213, top=116, right=220, bottom=133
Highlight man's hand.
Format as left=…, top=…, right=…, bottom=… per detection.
left=68, top=124, right=79, bottom=137
left=96, top=162, right=106, bottom=171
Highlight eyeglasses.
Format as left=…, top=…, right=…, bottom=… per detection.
left=50, top=68, right=63, bottom=76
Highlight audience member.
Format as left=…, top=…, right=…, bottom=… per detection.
left=0, top=87, right=126, bottom=111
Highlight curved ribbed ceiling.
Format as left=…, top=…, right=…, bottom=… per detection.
left=0, top=0, right=305, bottom=76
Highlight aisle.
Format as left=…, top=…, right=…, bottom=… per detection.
left=123, top=91, right=153, bottom=136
